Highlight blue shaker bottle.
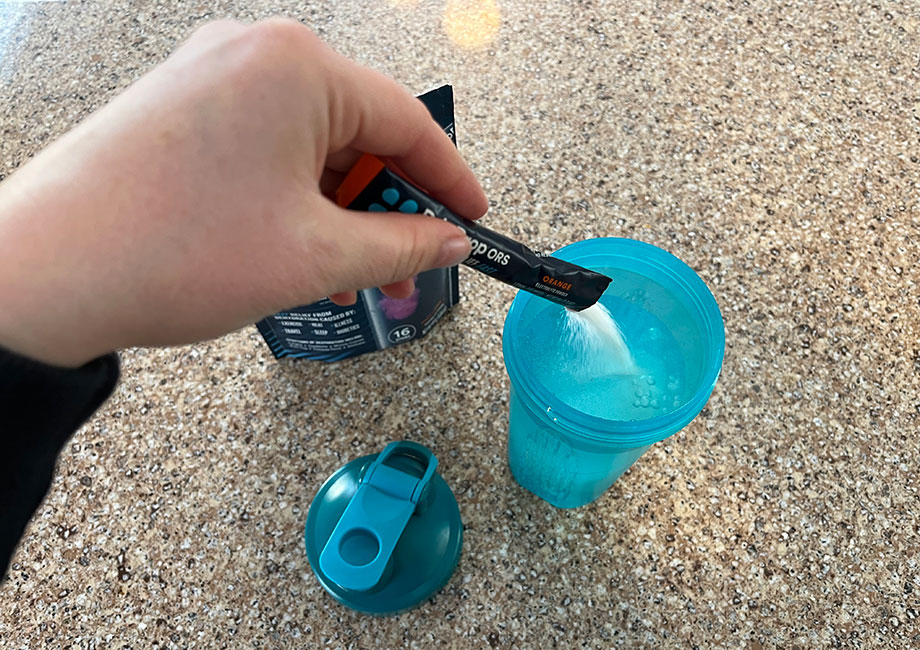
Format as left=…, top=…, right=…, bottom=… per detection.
left=502, top=238, right=725, bottom=508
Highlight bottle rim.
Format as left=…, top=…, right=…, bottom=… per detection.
left=502, top=237, right=725, bottom=448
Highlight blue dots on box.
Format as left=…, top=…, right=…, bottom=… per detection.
left=369, top=187, right=419, bottom=214
left=382, top=188, right=400, bottom=205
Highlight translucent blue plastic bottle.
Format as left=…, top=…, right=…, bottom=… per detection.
left=502, top=238, right=725, bottom=508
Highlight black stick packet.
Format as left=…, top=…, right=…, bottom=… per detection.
left=336, top=158, right=611, bottom=311
left=255, top=85, right=460, bottom=360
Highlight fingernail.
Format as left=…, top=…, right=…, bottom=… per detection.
left=438, top=230, right=471, bottom=267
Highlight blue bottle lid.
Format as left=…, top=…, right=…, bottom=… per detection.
left=304, top=441, right=463, bottom=615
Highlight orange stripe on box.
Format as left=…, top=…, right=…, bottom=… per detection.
left=335, top=154, right=386, bottom=208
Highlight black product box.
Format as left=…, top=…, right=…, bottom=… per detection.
left=256, top=85, right=460, bottom=361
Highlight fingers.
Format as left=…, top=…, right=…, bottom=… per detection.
left=325, top=148, right=362, bottom=174
left=327, top=278, right=414, bottom=307
left=329, top=291, right=357, bottom=306
left=321, top=54, right=488, bottom=221
left=177, top=19, right=249, bottom=58
left=319, top=169, right=346, bottom=198
left=189, top=19, right=247, bottom=42
left=328, top=279, right=414, bottom=307
left=379, top=278, right=416, bottom=299
left=305, top=199, right=470, bottom=298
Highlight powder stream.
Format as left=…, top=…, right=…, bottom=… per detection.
left=562, top=302, right=638, bottom=377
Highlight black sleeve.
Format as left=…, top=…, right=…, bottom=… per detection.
left=0, top=348, right=119, bottom=579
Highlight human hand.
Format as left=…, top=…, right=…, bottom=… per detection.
left=0, top=19, right=486, bottom=367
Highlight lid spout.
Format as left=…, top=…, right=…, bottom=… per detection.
left=318, top=442, right=438, bottom=591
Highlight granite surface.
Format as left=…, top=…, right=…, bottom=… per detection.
left=1, top=0, right=919, bottom=648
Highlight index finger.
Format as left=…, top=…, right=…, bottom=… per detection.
left=321, top=51, right=488, bottom=221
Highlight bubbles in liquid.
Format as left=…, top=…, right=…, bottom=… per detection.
left=622, top=287, right=648, bottom=305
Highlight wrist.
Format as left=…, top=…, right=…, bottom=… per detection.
left=0, top=175, right=110, bottom=368
left=0, top=273, right=106, bottom=369
left=0, top=320, right=101, bottom=369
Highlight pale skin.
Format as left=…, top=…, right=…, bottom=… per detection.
left=0, top=19, right=487, bottom=368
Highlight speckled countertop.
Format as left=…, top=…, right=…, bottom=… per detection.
left=2, top=1, right=919, bottom=648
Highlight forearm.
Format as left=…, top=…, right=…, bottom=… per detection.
left=0, top=127, right=116, bottom=367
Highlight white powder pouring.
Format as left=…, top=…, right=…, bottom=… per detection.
left=562, top=302, right=638, bottom=377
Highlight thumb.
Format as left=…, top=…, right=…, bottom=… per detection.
left=311, top=203, right=471, bottom=295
